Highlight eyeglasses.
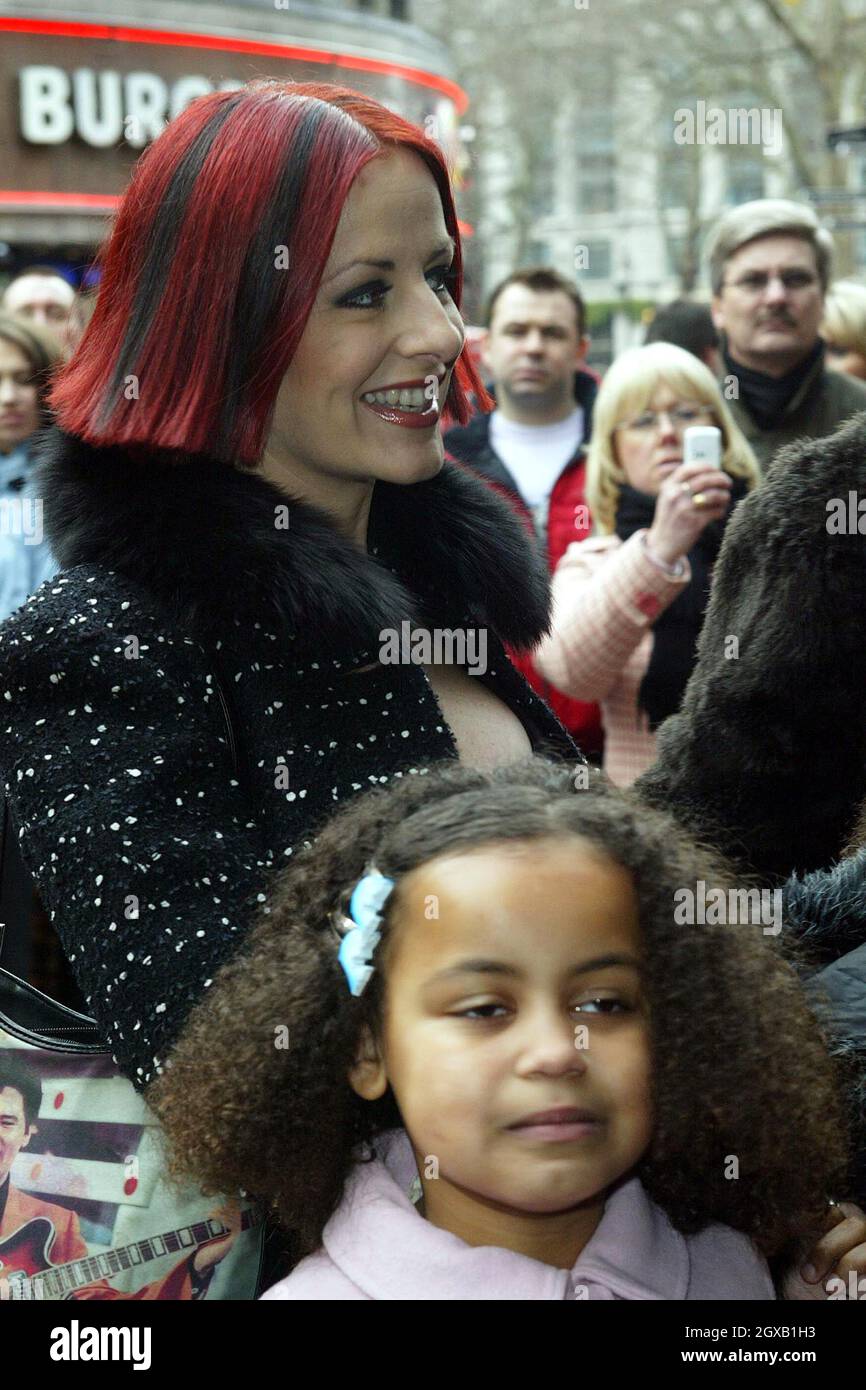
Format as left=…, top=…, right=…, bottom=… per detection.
left=722, top=270, right=818, bottom=295
left=615, top=403, right=713, bottom=434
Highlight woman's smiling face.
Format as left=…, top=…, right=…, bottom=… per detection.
left=263, top=146, right=465, bottom=498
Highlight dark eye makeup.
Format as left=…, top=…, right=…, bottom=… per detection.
left=337, top=263, right=458, bottom=310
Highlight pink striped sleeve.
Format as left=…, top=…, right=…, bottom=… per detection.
left=535, top=531, right=691, bottom=701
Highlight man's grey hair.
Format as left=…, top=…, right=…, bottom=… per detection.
left=706, top=199, right=833, bottom=295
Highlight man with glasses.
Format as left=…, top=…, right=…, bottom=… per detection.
left=707, top=199, right=866, bottom=466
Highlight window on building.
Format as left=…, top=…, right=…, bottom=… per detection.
left=856, top=151, right=866, bottom=267
left=726, top=153, right=766, bottom=205
left=658, top=97, right=700, bottom=212
left=660, top=146, right=699, bottom=211
left=529, top=147, right=556, bottom=217
left=722, top=91, right=768, bottom=205
left=579, top=241, right=612, bottom=279
left=586, top=308, right=614, bottom=371
left=525, top=239, right=550, bottom=264
left=577, top=99, right=616, bottom=213
left=579, top=154, right=616, bottom=213
left=580, top=107, right=615, bottom=153
left=666, top=234, right=691, bottom=280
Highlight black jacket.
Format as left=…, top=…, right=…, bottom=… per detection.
left=634, top=415, right=866, bottom=1202
left=785, top=854, right=866, bottom=1203
left=0, top=428, right=576, bottom=1089
left=636, top=411, right=866, bottom=883
left=723, top=337, right=866, bottom=470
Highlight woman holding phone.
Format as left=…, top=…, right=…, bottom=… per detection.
left=534, top=342, right=760, bottom=785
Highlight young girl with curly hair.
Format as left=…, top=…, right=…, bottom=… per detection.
left=150, top=758, right=863, bottom=1300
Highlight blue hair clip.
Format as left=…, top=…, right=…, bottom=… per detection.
left=335, top=867, right=394, bottom=997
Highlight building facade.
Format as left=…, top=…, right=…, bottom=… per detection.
left=0, top=0, right=468, bottom=282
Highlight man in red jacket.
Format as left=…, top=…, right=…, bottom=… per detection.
left=445, top=267, right=603, bottom=758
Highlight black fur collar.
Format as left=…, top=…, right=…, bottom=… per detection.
left=33, top=427, right=552, bottom=655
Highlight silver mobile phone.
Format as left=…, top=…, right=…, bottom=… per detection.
left=683, top=424, right=722, bottom=469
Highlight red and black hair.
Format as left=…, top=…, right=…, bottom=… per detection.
left=50, top=80, right=491, bottom=464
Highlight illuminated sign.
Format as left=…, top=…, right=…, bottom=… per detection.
left=20, top=66, right=243, bottom=147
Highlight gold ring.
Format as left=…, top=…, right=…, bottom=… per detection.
left=692, top=491, right=708, bottom=508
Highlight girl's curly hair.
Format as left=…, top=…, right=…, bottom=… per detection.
left=148, top=757, right=850, bottom=1261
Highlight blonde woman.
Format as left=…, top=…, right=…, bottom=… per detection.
left=822, top=280, right=866, bottom=381
left=0, top=313, right=63, bottom=622
left=535, top=343, right=760, bottom=785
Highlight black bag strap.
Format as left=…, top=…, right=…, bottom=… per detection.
left=0, top=796, right=33, bottom=978
left=0, top=666, right=242, bottom=973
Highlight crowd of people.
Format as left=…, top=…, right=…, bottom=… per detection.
left=1, top=81, right=865, bottom=1302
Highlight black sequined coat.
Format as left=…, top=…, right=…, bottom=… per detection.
left=0, top=427, right=576, bottom=1088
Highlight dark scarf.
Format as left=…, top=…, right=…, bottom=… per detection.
left=723, top=338, right=823, bottom=431
left=615, top=477, right=749, bottom=729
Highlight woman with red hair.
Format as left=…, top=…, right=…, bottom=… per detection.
left=0, top=81, right=575, bottom=1092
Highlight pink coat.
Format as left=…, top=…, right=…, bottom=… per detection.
left=261, top=1130, right=776, bottom=1301
left=534, top=530, right=691, bottom=787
